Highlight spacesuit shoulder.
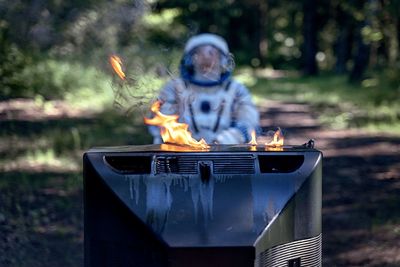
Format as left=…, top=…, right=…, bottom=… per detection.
left=158, top=78, right=184, bottom=103
left=229, top=80, right=251, bottom=98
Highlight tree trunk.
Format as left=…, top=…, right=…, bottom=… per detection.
left=302, top=0, right=318, bottom=75
left=334, top=6, right=352, bottom=74
left=256, top=1, right=268, bottom=67
left=397, top=18, right=400, bottom=61
left=349, top=22, right=370, bottom=82
left=349, top=0, right=377, bottom=82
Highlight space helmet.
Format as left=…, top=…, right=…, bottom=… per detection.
left=180, top=33, right=234, bottom=87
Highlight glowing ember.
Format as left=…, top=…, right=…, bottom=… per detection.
left=109, top=55, right=126, bottom=80
left=144, top=101, right=209, bottom=149
left=265, top=128, right=284, bottom=147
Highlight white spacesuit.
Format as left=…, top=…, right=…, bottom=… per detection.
left=149, top=33, right=259, bottom=144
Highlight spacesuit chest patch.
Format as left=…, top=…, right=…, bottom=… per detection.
left=200, top=100, right=211, bottom=113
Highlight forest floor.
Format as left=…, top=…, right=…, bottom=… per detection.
left=258, top=99, right=400, bottom=266
left=1, top=98, right=400, bottom=266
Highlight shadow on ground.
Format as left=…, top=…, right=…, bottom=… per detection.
left=1, top=99, right=399, bottom=266
left=259, top=100, right=400, bottom=267
left=0, top=172, right=83, bottom=267
left=0, top=103, right=151, bottom=267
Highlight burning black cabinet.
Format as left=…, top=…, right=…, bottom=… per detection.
left=83, top=144, right=322, bottom=267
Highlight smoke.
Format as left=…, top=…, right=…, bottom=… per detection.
left=109, top=47, right=182, bottom=117
left=111, top=71, right=161, bottom=116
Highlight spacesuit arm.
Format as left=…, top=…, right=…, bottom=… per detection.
left=232, top=83, right=260, bottom=141
left=215, top=82, right=260, bottom=144
left=148, top=80, right=180, bottom=144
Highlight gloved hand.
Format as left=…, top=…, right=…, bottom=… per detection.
left=215, top=128, right=245, bottom=144
left=153, top=136, right=163, bottom=144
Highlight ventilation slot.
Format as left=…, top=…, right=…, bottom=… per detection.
left=155, top=157, right=181, bottom=174
left=213, top=158, right=255, bottom=174
left=155, top=155, right=255, bottom=175
left=258, top=155, right=304, bottom=173
left=105, top=156, right=152, bottom=174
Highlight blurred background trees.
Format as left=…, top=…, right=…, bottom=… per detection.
left=0, top=0, right=399, bottom=113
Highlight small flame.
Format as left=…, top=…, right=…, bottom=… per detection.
left=248, top=130, right=257, bottom=151
left=248, top=130, right=257, bottom=145
left=265, top=128, right=284, bottom=147
left=109, top=55, right=126, bottom=80
left=144, top=101, right=209, bottom=149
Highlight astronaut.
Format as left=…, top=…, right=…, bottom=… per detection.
left=149, top=33, right=259, bottom=144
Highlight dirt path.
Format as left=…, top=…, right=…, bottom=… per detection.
left=258, top=100, right=400, bottom=266
left=1, top=98, right=399, bottom=266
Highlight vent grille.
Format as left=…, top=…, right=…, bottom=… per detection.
left=258, top=155, right=304, bottom=173
left=256, top=234, right=322, bottom=267
left=104, top=156, right=152, bottom=174
left=155, top=155, right=255, bottom=175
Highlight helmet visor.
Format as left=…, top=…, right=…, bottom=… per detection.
left=192, top=45, right=222, bottom=76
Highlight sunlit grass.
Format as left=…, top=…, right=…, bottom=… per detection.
left=249, top=72, right=400, bottom=134
left=0, top=113, right=151, bottom=173
left=24, top=149, right=75, bottom=167
left=363, top=122, right=400, bottom=134
left=1, top=148, right=79, bottom=172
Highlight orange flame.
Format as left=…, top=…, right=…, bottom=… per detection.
left=248, top=130, right=257, bottom=151
left=265, top=128, right=284, bottom=148
left=109, top=55, right=126, bottom=80
left=144, top=101, right=209, bottom=149
left=248, top=130, right=257, bottom=145
left=160, top=143, right=207, bottom=152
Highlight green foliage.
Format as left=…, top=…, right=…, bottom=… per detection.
left=142, top=8, right=186, bottom=46
left=23, top=59, right=108, bottom=99
left=0, top=42, right=31, bottom=99
left=383, top=66, right=400, bottom=91
left=0, top=55, right=113, bottom=104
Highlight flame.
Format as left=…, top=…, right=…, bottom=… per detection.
left=248, top=130, right=257, bottom=145
left=265, top=146, right=283, bottom=151
left=248, top=130, right=257, bottom=151
left=109, top=55, right=126, bottom=80
left=160, top=143, right=207, bottom=152
left=265, top=128, right=284, bottom=149
left=144, top=101, right=209, bottom=149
